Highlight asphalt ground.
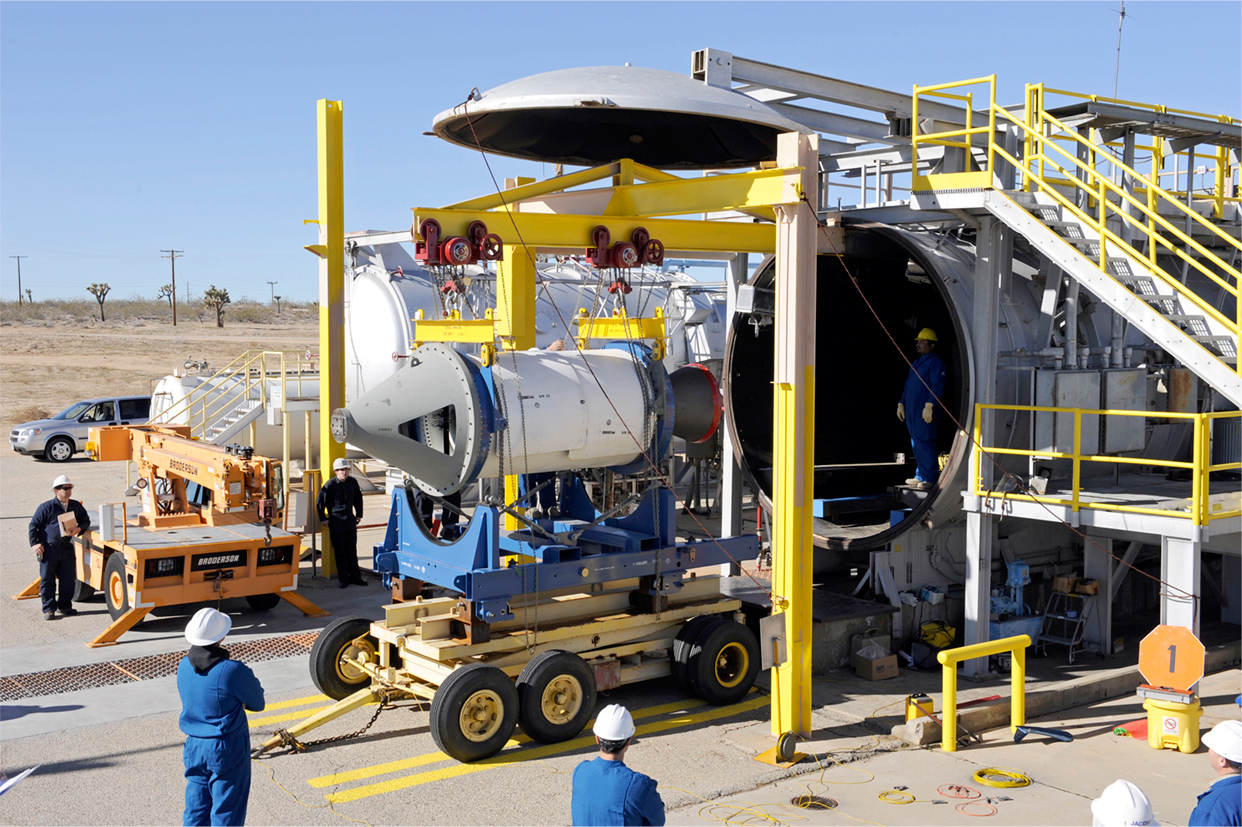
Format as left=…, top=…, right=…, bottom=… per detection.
left=3, top=450, right=1240, bottom=826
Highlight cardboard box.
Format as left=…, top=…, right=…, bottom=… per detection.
left=57, top=511, right=78, bottom=536
left=1053, top=575, right=1079, bottom=594
left=853, top=652, right=899, bottom=681
left=1075, top=578, right=1100, bottom=595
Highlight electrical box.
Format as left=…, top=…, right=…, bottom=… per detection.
left=1101, top=368, right=1147, bottom=453
left=1034, top=370, right=1100, bottom=455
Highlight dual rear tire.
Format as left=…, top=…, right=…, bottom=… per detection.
left=672, top=617, right=760, bottom=705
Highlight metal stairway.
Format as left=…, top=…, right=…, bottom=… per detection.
left=983, top=188, right=1241, bottom=404
left=203, top=398, right=264, bottom=444
left=149, top=350, right=315, bottom=443
left=909, top=77, right=1241, bottom=405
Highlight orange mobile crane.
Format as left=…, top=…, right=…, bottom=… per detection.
left=17, top=425, right=328, bottom=647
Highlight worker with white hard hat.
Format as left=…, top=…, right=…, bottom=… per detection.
left=316, top=457, right=367, bottom=588
left=177, top=607, right=265, bottom=826
left=27, top=475, right=91, bottom=621
left=1090, top=779, right=1154, bottom=827
left=571, top=704, right=665, bottom=826
left=896, top=327, right=947, bottom=491
left=1189, top=720, right=1242, bottom=826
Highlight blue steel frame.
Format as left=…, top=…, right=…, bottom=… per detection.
left=373, top=478, right=757, bottom=623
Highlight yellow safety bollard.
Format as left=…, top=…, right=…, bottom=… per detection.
left=936, top=634, right=1032, bottom=753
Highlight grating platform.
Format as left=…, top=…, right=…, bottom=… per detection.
left=0, top=631, right=319, bottom=701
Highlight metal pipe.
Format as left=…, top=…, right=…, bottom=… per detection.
left=1063, top=277, right=1079, bottom=368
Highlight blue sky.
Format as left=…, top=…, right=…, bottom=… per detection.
left=2, top=1, right=1238, bottom=303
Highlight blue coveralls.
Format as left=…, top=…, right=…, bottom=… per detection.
left=177, top=647, right=265, bottom=826
left=571, top=757, right=666, bottom=826
left=28, top=497, right=91, bottom=614
left=1189, top=775, right=1241, bottom=826
left=900, top=352, right=947, bottom=485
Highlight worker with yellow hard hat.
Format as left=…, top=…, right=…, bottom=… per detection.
left=896, top=328, right=947, bottom=491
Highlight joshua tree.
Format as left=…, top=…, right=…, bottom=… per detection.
left=24, top=288, right=32, bottom=303
left=157, top=284, right=174, bottom=309
left=87, top=283, right=111, bottom=321
left=203, top=285, right=231, bottom=328
left=273, top=295, right=282, bottom=316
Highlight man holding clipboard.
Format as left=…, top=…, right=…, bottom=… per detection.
left=28, top=474, right=90, bottom=620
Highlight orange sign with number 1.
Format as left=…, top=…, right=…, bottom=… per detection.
left=1138, top=625, right=1206, bottom=692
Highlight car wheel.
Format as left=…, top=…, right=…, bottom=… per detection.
left=45, top=438, right=74, bottom=463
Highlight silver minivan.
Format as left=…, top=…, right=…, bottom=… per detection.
left=10, top=396, right=152, bottom=462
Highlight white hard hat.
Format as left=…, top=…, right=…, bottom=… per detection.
left=1090, top=780, right=1154, bottom=827
left=1203, top=720, right=1242, bottom=763
left=53, top=475, right=72, bottom=488
left=593, top=704, right=636, bottom=741
left=185, top=607, right=232, bottom=647
left=333, top=458, right=350, bottom=471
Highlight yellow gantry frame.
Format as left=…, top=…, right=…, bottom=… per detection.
left=408, top=155, right=816, bottom=738
left=314, top=99, right=345, bottom=579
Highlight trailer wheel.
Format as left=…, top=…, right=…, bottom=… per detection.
left=310, top=616, right=378, bottom=700
left=516, top=650, right=596, bottom=744
left=670, top=615, right=718, bottom=694
left=245, top=593, right=281, bottom=612
left=430, top=664, right=518, bottom=763
left=104, top=553, right=130, bottom=620
left=687, top=619, right=760, bottom=705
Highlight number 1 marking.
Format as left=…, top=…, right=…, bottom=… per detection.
left=1168, top=644, right=1177, bottom=673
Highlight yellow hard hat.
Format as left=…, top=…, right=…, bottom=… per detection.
left=915, top=328, right=938, bottom=342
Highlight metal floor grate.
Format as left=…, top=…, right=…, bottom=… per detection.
left=0, top=632, right=319, bottom=701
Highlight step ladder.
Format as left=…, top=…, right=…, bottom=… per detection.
left=1036, top=592, right=1095, bottom=664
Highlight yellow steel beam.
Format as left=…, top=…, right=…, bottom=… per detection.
left=771, top=132, right=819, bottom=741
left=413, top=209, right=778, bottom=254
left=415, top=310, right=498, bottom=345
left=316, top=99, right=345, bottom=580
left=601, top=167, right=792, bottom=219
left=575, top=308, right=667, bottom=346
left=445, top=160, right=688, bottom=214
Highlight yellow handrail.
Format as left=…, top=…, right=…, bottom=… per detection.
left=972, top=404, right=1242, bottom=525
left=914, top=75, right=1240, bottom=379
left=937, top=635, right=1030, bottom=753
left=148, top=350, right=317, bottom=443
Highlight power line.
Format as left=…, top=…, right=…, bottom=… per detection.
left=161, top=249, right=183, bottom=326
left=267, top=280, right=279, bottom=302
left=9, top=256, right=28, bottom=305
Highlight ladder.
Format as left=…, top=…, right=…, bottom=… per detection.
left=1036, top=592, right=1094, bottom=664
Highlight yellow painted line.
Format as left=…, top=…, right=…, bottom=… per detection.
left=250, top=705, right=342, bottom=728
left=308, top=696, right=714, bottom=788
left=325, top=695, right=768, bottom=804
left=250, top=693, right=331, bottom=713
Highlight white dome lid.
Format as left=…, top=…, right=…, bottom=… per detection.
left=432, top=65, right=810, bottom=169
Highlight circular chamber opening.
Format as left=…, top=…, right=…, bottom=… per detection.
left=724, top=223, right=972, bottom=562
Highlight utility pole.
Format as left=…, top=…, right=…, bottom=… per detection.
left=10, top=256, right=27, bottom=305
left=267, top=280, right=279, bottom=303
left=161, top=249, right=183, bottom=326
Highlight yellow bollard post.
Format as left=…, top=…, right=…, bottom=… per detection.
left=1012, top=637, right=1026, bottom=734
left=942, top=652, right=958, bottom=752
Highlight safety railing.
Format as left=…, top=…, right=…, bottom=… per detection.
left=1027, top=84, right=1239, bottom=221
left=912, top=76, right=1240, bottom=376
left=911, top=76, right=998, bottom=192
left=938, top=635, right=1029, bottom=753
left=972, top=404, right=1242, bottom=526
left=148, top=350, right=317, bottom=441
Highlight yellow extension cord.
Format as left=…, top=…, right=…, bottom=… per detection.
left=974, top=767, right=1033, bottom=788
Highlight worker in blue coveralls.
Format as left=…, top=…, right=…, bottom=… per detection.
left=897, top=328, right=947, bottom=491
left=1189, top=720, right=1242, bottom=826
left=572, top=704, right=665, bottom=826
left=28, top=474, right=90, bottom=621
left=178, top=607, right=265, bottom=826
